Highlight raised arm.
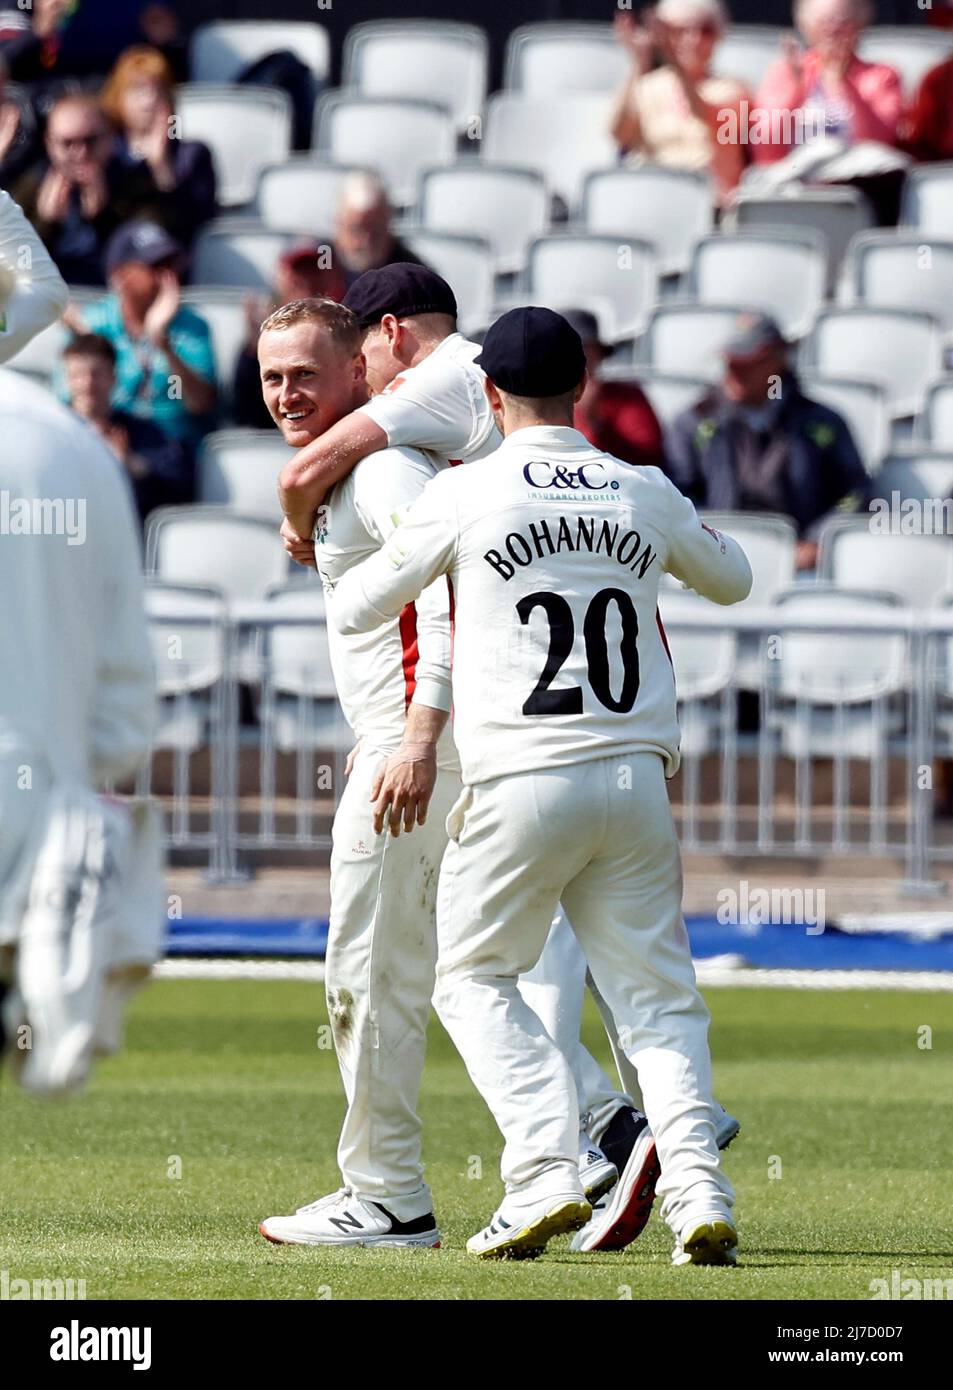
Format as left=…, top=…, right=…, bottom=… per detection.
left=0, top=188, right=69, bottom=363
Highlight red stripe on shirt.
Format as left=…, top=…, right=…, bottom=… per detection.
left=656, top=607, right=673, bottom=667
left=399, top=602, right=419, bottom=709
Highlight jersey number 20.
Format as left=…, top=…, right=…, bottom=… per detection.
left=517, top=588, right=640, bottom=716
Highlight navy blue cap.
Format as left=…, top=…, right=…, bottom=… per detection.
left=476, top=307, right=587, bottom=397
left=106, top=220, right=183, bottom=276
left=342, top=263, right=457, bottom=330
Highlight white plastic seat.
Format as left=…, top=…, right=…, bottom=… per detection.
left=504, top=22, right=629, bottom=94
left=176, top=85, right=291, bottom=207
left=875, top=449, right=953, bottom=511
left=145, top=506, right=289, bottom=605
left=797, top=373, right=889, bottom=475
left=917, top=378, right=953, bottom=447
left=728, top=186, right=873, bottom=291
left=840, top=232, right=953, bottom=334
left=769, top=587, right=908, bottom=760
left=259, top=584, right=350, bottom=752
left=638, top=303, right=754, bottom=380
left=417, top=164, right=548, bottom=275
left=255, top=159, right=367, bottom=235
left=179, top=288, right=249, bottom=401
left=313, top=95, right=456, bottom=209
left=343, top=21, right=488, bottom=134
left=197, top=431, right=287, bottom=521
left=857, top=27, right=953, bottom=100
left=528, top=234, right=658, bottom=342
left=191, top=219, right=296, bottom=290
left=485, top=293, right=619, bottom=351
left=712, top=25, right=789, bottom=93
left=581, top=166, right=713, bottom=277
left=598, top=364, right=708, bottom=430
left=901, top=164, right=953, bottom=237
left=688, top=230, right=826, bottom=339
left=144, top=582, right=228, bottom=754
left=803, top=308, right=944, bottom=420
left=700, top=512, right=798, bottom=691
left=658, top=590, right=738, bottom=758
left=399, top=231, right=495, bottom=334
left=482, top=92, right=615, bottom=211
left=189, top=20, right=330, bottom=84
left=818, top=516, right=953, bottom=609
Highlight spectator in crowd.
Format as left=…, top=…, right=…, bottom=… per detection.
left=12, top=94, right=157, bottom=285
left=67, top=220, right=216, bottom=455
left=232, top=243, right=344, bottom=430
left=0, top=0, right=183, bottom=90
left=664, top=312, right=869, bottom=571
left=610, top=0, right=751, bottom=210
left=565, top=309, right=664, bottom=469
left=0, top=51, right=40, bottom=187
left=902, top=54, right=953, bottom=163
left=63, top=331, right=190, bottom=522
left=101, top=46, right=217, bottom=246
left=332, top=173, right=428, bottom=288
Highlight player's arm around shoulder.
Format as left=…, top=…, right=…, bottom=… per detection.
left=279, top=410, right=391, bottom=554
left=659, top=471, right=753, bottom=606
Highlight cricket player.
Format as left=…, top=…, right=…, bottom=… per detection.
left=331, top=308, right=752, bottom=1264
left=0, top=189, right=69, bottom=363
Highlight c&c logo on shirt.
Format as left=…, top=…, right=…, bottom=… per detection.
left=523, top=461, right=616, bottom=491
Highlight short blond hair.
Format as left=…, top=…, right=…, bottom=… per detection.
left=259, top=297, right=362, bottom=355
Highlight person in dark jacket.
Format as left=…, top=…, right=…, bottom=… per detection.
left=664, top=311, right=869, bottom=571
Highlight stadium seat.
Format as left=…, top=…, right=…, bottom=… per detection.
left=712, top=24, right=789, bottom=93
left=857, top=26, right=953, bottom=100
left=482, top=92, right=615, bottom=211
left=342, top=21, right=488, bottom=134
left=399, top=231, right=495, bottom=334
left=700, top=511, right=798, bottom=691
left=687, top=230, right=826, bottom=340
left=803, top=308, right=944, bottom=420
left=254, top=159, right=370, bottom=235
left=197, top=431, right=287, bottom=521
left=503, top=22, right=629, bottom=94
left=191, top=220, right=297, bottom=290
left=417, top=164, right=548, bottom=276
left=917, top=378, right=953, bottom=447
left=145, top=507, right=290, bottom=605
left=189, top=20, right=330, bottom=85
left=176, top=85, right=291, bottom=207
left=313, top=94, right=456, bottom=209
left=637, top=303, right=756, bottom=381
left=658, top=589, right=738, bottom=758
left=179, top=288, right=250, bottom=405
left=581, top=166, right=713, bottom=278
left=143, top=582, right=228, bottom=757
left=818, top=516, right=953, bottom=609
left=839, top=231, right=953, bottom=334
left=258, top=584, right=351, bottom=754
left=527, top=234, right=658, bottom=342
left=768, top=587, right=909, bottom=760
left=598, top=364, right=708, bottom=430
left=727, top=186, right=873, bottom=291
left=875, top=448, right=953, bottom=509
left=797, top=373, right=889, bottom=475
left=901, top=163, right=953, bottom=237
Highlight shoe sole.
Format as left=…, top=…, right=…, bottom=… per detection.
left=675, top=1219, right=738, bottom=1266
left=258, top=1222, right=441, bottom=1249
left=469, top=1199, right=592, bottom=1261
left=717, top=1119, right=741, bottom=1152
left=571, top=1132, right=660, bottom=1253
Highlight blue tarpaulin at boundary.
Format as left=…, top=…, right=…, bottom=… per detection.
left=165, top=916, right=953, bottom=973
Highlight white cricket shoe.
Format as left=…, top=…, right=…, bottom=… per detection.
left=259, top=1188, right=441, bottom=1248
left=672, top=1215, right=738, bottom=1266
left=467, top=1191, right=591, bottom=1261
left=714, top=1103, right=741, bottom=1151
left=578, top=1131, right=618, bottom=1204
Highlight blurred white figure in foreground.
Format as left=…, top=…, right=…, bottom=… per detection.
left=0, top=187, right=68, bottom=362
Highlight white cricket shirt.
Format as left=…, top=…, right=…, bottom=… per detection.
left=332, top=426, right=752, bottom=785
left=0, top=191, right=69, bottom=362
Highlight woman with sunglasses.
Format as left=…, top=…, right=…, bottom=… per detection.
left=610, top=0, right=750, bottom=211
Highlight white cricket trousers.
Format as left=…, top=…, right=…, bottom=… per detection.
left=433, top=751, right=735, bottom=1235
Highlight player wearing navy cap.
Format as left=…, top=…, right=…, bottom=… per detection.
left=332, top=307, right=751, bottom=1264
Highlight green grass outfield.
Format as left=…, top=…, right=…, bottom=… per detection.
left=1, top=980, right=951, bottom=1301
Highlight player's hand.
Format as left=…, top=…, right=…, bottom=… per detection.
left=370, top=741, right=437, bottom=837
left=344, top=739, right=362, bottom=778
left=280, top=515, right=316, bottom=568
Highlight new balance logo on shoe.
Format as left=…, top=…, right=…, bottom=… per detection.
left=328, top=1210, right=364, bottom=1235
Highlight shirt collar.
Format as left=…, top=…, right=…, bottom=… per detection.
left=499, top=425, right=591, bottom=451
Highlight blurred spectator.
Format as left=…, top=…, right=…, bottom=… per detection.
left=333, top=173, right=427, bottom=288
left=925, top=0, right=953, bottom=28
left=68, top=220, right=216, bottom=455
left=11, top=94, right=157, bottom=285
left=0, top=0, right=183, bottom=90
left=0, top=51, right=40, bottom=186
left=902, top=55, right=953, bottom=163
left=610, top=0, right=750, bottom=209
left=566, top=309, right=664, bottom=469
left=63, top=330, right=190, bottom=522
left=102, top=46, right=217, bottom=246
left=664, top=312, right=869, bottom=570
left=232, top=243, right=345, bottom=430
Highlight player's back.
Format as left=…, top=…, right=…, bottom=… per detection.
left=442, top=426, right=751, bottom=784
